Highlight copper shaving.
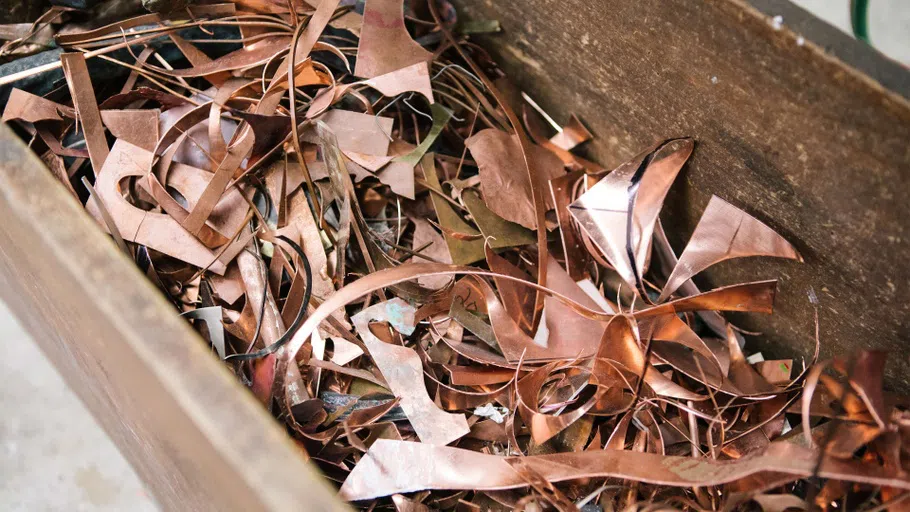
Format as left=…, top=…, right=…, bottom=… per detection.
left=1, top=1, right=906, bottom=510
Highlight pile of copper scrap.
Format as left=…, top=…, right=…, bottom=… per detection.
left=2, top=1, right=909, bottom=510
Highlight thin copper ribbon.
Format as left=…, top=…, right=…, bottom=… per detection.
left=61, top=52, right=109, bottom=176
left=516, top=361, right=606, bottom=444
left=340, top=440, right=910, bottom=500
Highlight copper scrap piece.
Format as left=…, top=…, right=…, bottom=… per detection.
left=412, top=218, right=455, bottom=288
left=61, top=52, right=109, bottom=176
left=549, top=170, right=589, bottom=280
left=466, top=128, right=565, bottom=230
left=88, top=140, right=226, bottom=273
left=849, top=350, right=889, bottom=428
left=548, top=114, right=593, bottom=151
left=568, top=138, right=694, bottom=299
left=308, top=61, right=434, bottom=118
left=531, top=256, right=609, bottom=361
left=100, top=109, right=159, bottom=152
left=485, top=246, right=535, bottom=336
left=312, top=109, right=394, bottom=156
left=354, top=0, right=432, bottom=78
left=340, top=440, right=910, bottom=500
left=659, top=195, right=802, bottom=302
left=352, top=299, right=469, bottom=446
left=3, top=88, right=73, bottom=123
left=420, top=155, right=485, bottom=265
left=516, top=361, right=606, bottom=444
left=462, top=188, right=535, bottom=249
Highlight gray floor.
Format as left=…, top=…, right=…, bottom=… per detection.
left=0, top=301, right=158, bottom=511
left=0, top=1, right=907, bottom=510
left=792, top=0, right=910, bottom=65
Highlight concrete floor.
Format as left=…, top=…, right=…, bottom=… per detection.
left=791, top=0, right=910, bottom=64
left=0, top=300, right=158, bottom=511
left=0, top=1, right=907, bottom=510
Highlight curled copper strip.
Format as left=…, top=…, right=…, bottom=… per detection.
left=635, top=280, right=778, bottom=319
left=568, top=138, right=694, bottom=301
left=594, top=316, right=704, bottom=402
left=516, top=361, right=605, bottom=444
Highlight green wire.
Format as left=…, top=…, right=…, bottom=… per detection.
left=850, top=0, right=870, bottom=43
